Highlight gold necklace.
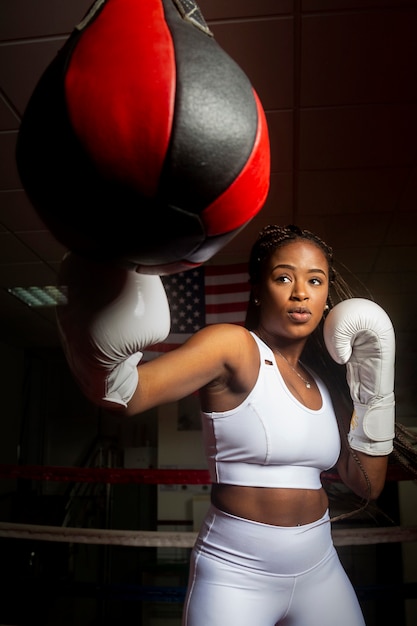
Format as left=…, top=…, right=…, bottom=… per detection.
left=254, top=330, right=312, bottom=390
left=274, top=348, right=312, bottom=389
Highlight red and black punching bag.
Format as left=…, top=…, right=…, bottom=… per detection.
left=16, top=0, right=270, bottom=274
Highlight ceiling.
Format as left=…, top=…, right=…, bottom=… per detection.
left=0, top=0, right=417, bottom=408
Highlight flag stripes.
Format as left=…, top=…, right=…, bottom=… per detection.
left=142, top=264, right=250, bottom=360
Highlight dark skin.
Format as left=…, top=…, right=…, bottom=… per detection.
left=126, top=240, right=388, bottom=526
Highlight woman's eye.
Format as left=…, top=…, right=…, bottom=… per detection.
left=276, top=275, right=291, bottom=283
left=310, top=277, right=322, bottom=285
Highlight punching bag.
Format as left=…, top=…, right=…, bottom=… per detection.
left=16, top=0, right=270, bottom=274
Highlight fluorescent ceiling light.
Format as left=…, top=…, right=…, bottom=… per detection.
left=8, top=286, right=68, bottom=308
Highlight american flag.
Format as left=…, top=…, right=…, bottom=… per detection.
left=143, top=263, right=250, bottom=360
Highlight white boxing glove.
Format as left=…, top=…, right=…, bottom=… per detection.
left=323, top=298, right=395, bottom=456
left=56, top=253, right=170, bottom=409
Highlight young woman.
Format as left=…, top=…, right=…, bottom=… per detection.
left=57, top=224, right=395, bottom=625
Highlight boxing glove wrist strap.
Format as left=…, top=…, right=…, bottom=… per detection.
left=101, top=352, right=143, bottom=408
left=348, top=392, right=395, bottom=456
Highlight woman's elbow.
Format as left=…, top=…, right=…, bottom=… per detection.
left=352, top=451, right=389, bottom=501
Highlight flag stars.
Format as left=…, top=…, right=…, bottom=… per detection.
left=144, top=264, right=249, bottom=360
left=162, top=267, right=206, bottom=334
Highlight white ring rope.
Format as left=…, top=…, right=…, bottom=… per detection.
left=0, top=522, right=416, bottom=547
left=0, top=522, right=197, bottom=547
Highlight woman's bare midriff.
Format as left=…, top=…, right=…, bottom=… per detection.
left=211, top=483, right=329, bottom=527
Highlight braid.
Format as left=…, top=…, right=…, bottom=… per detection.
left=248, top=224, right=336, bottom=288
left=246, top=224, right=354, bottom=330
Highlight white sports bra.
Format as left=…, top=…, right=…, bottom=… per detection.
left=201, top=332, right=341, bottom=489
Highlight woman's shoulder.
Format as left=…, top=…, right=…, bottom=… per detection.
left=197, top=325, right=261, bottom=405
left=193, top=322, right=255, bottom=344
left=184, top=323, right=258, bottom=366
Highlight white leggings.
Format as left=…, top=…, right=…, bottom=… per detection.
left=182, top=505, right=365, bottom=626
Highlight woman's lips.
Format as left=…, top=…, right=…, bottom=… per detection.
left=288, top=309, right=311, bottom=323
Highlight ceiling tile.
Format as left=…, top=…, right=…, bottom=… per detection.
left=268, top=111, right=294, bottom=172
left=302, top=0, right=415, bottom=12
left=199, top=0, right=293, bottom=20
left=0, top=95, right=20, bottom=129
left=374, top=246, right=417, bottom=272
left=17, top=231, right=67, bottom=263
left=212, top=18, right=294, bottom=110
left=0, top=232, right=41, bottom=264
left=0, top=261, right=58, bottom=288
left=299, top=104, right=417, bottom=170
left=298, top=169, right=412, bottom=215
left=0, top=0, right=92, bottom=40
left=384, top=211, right=417, bottom=246
left=0, top=40, right=68, bottom=116
left=0, top=131, right=20, bottom=189
left=301, top=9, right=417, bottom=107
left=0, top=190, right=46, bottom=230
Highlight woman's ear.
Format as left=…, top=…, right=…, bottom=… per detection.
left=251, top=287, right=261, bottom=306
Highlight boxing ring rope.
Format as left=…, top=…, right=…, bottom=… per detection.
left=1, top=520, right=416, bottom=548
left=0, top=463, right=416, bottom=548
left=0, top=464, right=213, bottom=485
left=0, top=462, right=412, bottom=485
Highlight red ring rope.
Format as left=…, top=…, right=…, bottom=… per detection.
left=0, top=464, right=410, bottom=484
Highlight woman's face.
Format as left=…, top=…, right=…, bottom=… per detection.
left=257, top=239, right=329, bottom=341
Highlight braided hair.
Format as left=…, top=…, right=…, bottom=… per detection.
left=247, top=224, right=353, bottom=314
